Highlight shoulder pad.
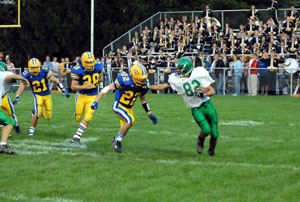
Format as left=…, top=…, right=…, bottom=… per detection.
left=95, top=61, right=103, bottom=72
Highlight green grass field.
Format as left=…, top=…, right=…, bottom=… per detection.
left=1, top=92, right=300, bottom=202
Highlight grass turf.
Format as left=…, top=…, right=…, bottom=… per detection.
left=0, top=92, right=299, bottom=202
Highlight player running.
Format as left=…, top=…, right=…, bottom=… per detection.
left=14, top=58, right=70, bottom=136
left=0, top=71, right=29, bottom=154
left=91, top=62, right=157, bottom=153
left=150, top=57, right=219, bottom=156
left=70, top=51, right=104, bottom=143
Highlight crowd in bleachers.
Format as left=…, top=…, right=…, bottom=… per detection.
left=103, top=4, right=300, bottom=95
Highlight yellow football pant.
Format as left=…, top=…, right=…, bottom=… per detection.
left=0, top=95, right=16, bottom=119
left=112, top=101, right=135, bottom=128
left=33, top=94, right=52, bottom=120
left=75, top=93, right=96, bottom=123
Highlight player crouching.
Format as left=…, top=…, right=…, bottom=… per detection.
left=14, top=58, right=69, bottom=136
left=150, top=57, right=219, bottom=156
left=91, top=63, right=157, bottom=153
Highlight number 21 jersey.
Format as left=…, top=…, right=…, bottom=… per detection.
left=21, top=66, right=52, bottom=96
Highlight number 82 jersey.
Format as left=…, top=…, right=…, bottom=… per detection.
left=71, top=61, right=103, bottom=95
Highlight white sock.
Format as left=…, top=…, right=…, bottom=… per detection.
left=29, top=127, right=35, bottom=133
left=75, top=123, right=86, bottom=138
left=0, top=142, right=7, bottom=146
left=115, top=133, right=124, bottom=142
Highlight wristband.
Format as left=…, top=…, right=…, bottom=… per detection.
left=101, top=86, right=110, bottom=94
left=57, top=82, right=66, bottom=91
left=142, top=103, right=150, bottom=112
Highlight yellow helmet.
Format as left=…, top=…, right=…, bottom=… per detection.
left=130, top=63, right=148, bottom=86
left=28, top=58, right=41, bottom=75
left=81, top=51, right=95, bottom=71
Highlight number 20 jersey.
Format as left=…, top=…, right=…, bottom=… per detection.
left=21, top=66, right=52, bottom=96
left=70, top=61, right=103, bottom=95
left=114, top=73, right=149, bottom=108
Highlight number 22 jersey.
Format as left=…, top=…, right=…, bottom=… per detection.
left=114, top=73, right=149, bottom=108
left=21, top=66, right=53, bottom=96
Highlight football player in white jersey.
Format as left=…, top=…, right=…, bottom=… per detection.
left=150, top=57, right=219, bottom=156
left=0, top=71, right=29, bottom=154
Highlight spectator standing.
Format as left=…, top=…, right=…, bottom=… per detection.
left=0, top=52, right=4, bottom=62
left=5, top=55, right=15, bottom=73
left=247, top=53, right=259, bottom=96
left=43, top=55, right=53, bottom=70
left=240, top=56, right=248, bottom=94
left=50, top=57, right=60, bottom=90
left=162, top=56, right=175, bottom=94
left=232, top=55, right=243, bottom=96
left=259, top=50, right=269, bottom=95
left=216, top=54, right=229, bottom=95
left=61, top=57, right=71, bottom=92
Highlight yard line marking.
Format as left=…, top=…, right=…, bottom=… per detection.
left=155, top=159, right=300, bottom=171
left=219, top=120, right=264, bottom=126
left=0, top=192, right=83, bottom=202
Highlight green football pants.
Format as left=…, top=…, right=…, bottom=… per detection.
left=0, top=109, right=16, bottom=126
left=191, top=99, right=219, bottom=139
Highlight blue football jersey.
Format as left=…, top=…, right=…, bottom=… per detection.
left=114, top=73, right=149, bottom=108
left=70, top=60, right=103, bottom=95
left=21, top=66, right=53, bottom=96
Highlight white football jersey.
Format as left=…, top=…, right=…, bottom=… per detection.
left=0, top=71, right=14, bottom=106
left=169, top=67, right=215, bottom=108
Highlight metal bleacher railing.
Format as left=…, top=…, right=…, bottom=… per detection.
left=102, top=8, right=300, bottom=56
left=103, top=66, right=298, bottom=96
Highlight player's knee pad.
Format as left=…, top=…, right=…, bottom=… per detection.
left=84, top=113, right=94, bottom=123
left=211, top=129, right=219, bottom=139
left=199, top=122, right=211, bottom=135
left=131, top=117, right=136, bottom=126
left=37, top=110, right=43, bottom=118
left=75, top=113, right=82, bottom=122
left=44, top=111, right=52, bottom=120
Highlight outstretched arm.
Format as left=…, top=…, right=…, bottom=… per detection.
left=50, top=76, right=70, bottom=97
left=91, top=82, right=116, bottom=110
left=7, top=74, right=30, bottom=105
left=149, top=83, right=171, bottom=91
left=140, top=95, right=157, bottom=125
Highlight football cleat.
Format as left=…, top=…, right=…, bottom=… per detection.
left=208, top=149, right=215, bottom=156
left=71, top=137, right=80, bottom=144
left=15, top=125, right=21, bottom=134
left=112, top=137, right=122, bottom=153
left=28, top=131, right=34, bottom=136
left=196, top=135, right=204, bottom=154
left=0, top=145, right=16, bottom=154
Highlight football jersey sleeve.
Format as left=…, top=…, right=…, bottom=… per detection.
left=40, top=66, right=53, bottom=79
left=195, top=68, right=215, bottom=88
left=114, top=74, right=125, bottom=89
left=21, top=70, right=30, bottom=79
left=168, top=73, right=183, bottom=93
left=95, top=61, right=104, bottom=73
left=70, top=66, right=81, bottom=81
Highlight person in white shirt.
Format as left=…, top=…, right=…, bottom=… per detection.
left=0, top=71, right=29, bottom=154
left=150, top=57, right=219, bottom=156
